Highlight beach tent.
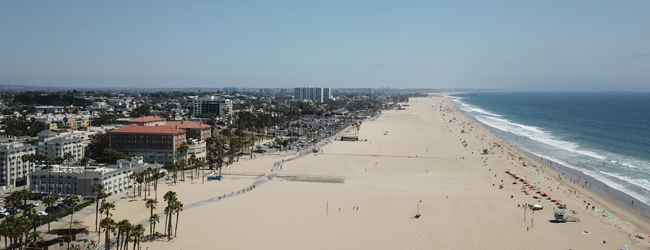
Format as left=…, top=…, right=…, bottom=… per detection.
left=532, top=204, right=543, bottom=210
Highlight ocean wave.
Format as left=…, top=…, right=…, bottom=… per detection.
left=474, top=115, right=606, bottom=161
left=453, top=100, right=502, bottom=117
left=485, top=116, right=544, bottom=134
left=592, top=170, right=650, bottom=204
left=528, top=152, right=650, bottom=205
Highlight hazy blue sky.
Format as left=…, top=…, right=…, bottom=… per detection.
left=1, top=1, right=649, bottom=90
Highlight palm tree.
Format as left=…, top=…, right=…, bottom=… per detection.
left=81, top=157, right=90, bottom=196
left=178, top=159, right=187, bottom=183
left=189, top=154, right=197, bottom=181
left=98, top=202, right=115, bottom=243
left=144, top=199, right=157, bottom=238
left=132, top=224, right=145, bottom=250
left=100, top=217, right=116, bottom=250
left=170, top=164, right=179, bottom=185
left=195, top=158, right=206, bottom=184
left=63, top=152, right=74, bottom=172
left=67, top=195, right=80, bottom=250
left=176, top=142, right=189, bottom=181
left=154, top=170, right=165, bottom=200
left=28, top=231, right=43, bottom=249
left=91, top=184, right=105, bottom=232
left=173, top=200, right=183, bottom=237
left=149, top=214, right=160, bottom=240
left=0, top=219, right=9, bottom=249
left=163, top=191, right=177, bottom=240
left=136, top=174, right=144, bottom=197
left=116, top=219, right=132, bottom=250
left=42, top=195, right=56, bottom=232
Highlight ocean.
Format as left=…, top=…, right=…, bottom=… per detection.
left=451, top=92, right=650, bottom=217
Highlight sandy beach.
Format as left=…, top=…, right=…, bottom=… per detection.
left=79, top=95, right=650, bottom=250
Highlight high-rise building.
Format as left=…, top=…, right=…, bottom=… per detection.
left=192, top=96, right=232, bottom=120
left=294, top=86, right=331, bottom=102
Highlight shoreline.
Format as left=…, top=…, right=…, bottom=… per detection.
left=444, top=96, right=650, bottom=235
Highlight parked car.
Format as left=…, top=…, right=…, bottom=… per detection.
left=7, top=207, right=21, bottom=214
left=0, top=198, right=5, bottom=203
left=0, top=212, right=9, bottom=218
left=30, top=202, right=40, bottom=207
left=45, top=207, right=57, bottom=213
left=36, top=211, right=48, bottom=216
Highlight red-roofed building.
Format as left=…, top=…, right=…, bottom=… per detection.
left=109, top=117, right=211, bottom=165
left=164, top=121, right=212, bottom=140
left=127, top=116, right=166, bottom=126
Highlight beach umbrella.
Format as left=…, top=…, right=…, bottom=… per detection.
left=522, top=185, right=526, bottom=188
left=556, top=200, right=563, bottom=203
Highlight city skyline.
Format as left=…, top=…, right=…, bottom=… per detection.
left=1, top=1, right=649, bottom=91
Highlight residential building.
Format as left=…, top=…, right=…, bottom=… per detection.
left=37, top=130, right=85, bottom=162
left=0, top=142, right=37, bottom=189
left=294, top=86, right=332, bottom=102
left=29, top=156, right=164, bottom=196
left=192, top=96, right=232, bottom=120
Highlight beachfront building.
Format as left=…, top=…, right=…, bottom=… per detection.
left=109, top=125, right=186, bottom=165
left=0, top=142, right=37, bottom=189
left=294, top=86, right=331, bottom=103
left=29, top=156, right=164, bottom=196
left=192, top=96, right=233, bottom=120
left=37, top=130, right=85, bottom=162
left=109, top=116, right=210, bottom=164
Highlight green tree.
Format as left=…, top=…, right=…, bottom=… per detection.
left=67, top=195, right=80, bottom=250
left=132, top=224, right=145, bottom=250
left=91, top=184, right=106, bottom=232
left=144, top=199, right=158, bottom=238
left=42, top=195, right=56, bottom=232
left=86, top=133, right=109, bottom=160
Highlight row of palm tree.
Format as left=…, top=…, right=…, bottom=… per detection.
left=129, top=167, right=166, bottom=201
left=0, top=211, right=41, bottom=250
left=0, top=190, right=82, bottom=249
left=98, top=200, right=146, bottom=250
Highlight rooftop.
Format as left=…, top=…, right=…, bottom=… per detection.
left=128, top=116, right=165, bottom=123
left=109, top=124, right=186, bottom=134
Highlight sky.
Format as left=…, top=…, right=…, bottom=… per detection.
left=1, top=1, right=649, bottom=91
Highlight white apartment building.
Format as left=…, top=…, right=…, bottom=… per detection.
left=29, top=156, right=164, bottom=196
left=294, top=86, right=332, bottom=103
left=192, top=96, right=232, bottom=120
left=0, top=142, right=37, bottom=189
left=37, top=130, right=85, bottom=162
